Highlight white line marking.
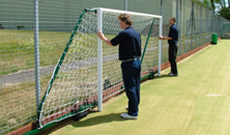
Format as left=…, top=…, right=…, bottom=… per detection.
left=206, top=94, right=222, bottom=96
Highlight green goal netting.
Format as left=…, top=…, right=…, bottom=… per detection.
left=37, top=8, right=162, bottom=128
left=222, top=22, right=230, bottom=39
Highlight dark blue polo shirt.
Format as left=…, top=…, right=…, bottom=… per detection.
left=168, top=24, right=178, bottom=45
left=111, top=27, right=141, bottom=60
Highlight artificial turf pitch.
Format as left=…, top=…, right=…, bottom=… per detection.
left=42, top=39, right=230, bottom=135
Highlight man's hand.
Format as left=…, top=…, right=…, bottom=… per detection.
left=97, top=30, right=104, bottom=40
left=159, top=36, right=164, bottom=40
left=96, top=29, right=113, bottom=46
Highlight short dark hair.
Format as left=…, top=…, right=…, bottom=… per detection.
left=118, top=13, right=133, bottom=26
left=171, top=17, right=176, bottom=23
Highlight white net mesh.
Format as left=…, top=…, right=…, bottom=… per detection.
left=38, top=8, right=160, bottom=128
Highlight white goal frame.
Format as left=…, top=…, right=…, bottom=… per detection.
left=97, top=7, right=163, bottom=111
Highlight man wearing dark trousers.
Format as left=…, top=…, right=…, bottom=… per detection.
left=159, top=17, right=178, bottom=76
left=97, top=13, right=141, bottom=119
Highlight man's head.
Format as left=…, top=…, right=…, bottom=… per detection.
left=169, top=17, right=176, bottom=26
left=118, top=13, right=133, bottom=29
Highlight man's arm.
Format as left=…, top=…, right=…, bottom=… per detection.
left=97, top=30, right=113, bottom=46
left=159, top=36, right=173, bottom=40
left=159, top=26, right=174, bottom=40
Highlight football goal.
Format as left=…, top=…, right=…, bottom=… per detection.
left=36, top=7, right=162, bottom=129
left=222, top=22, right=230, bottom=39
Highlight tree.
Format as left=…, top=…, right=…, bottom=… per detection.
left=200, top=0, right=216, bottom=10
left=200, top=0, right=230, bottom=20
left=218, top=6, right=230, bottom=20
left=216, top=0, right=230, bottom=20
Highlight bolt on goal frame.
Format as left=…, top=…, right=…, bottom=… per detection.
left=35, top=7, right=163, bottom=129
left=97, top=7, right=163, bottom=110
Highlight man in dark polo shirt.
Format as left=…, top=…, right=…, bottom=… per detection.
left=159, top=17, right=178, bottom=76
left=97, top=13, right=141, bottom=119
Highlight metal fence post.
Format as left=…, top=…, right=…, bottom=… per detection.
left=206, top=2, right=209, bottom=42
left=34, top=0, right=41, bottom=114
left=199, top=5, right=202, bottom=46
left=176, top=0, right=180, bottom=55
left=160, top=0, right=163, bottom=76
left=185, top=20, right=189, bottom=53
left=124, top=0, right=128, bottom=11
left=179, top=0, right=182, bottom=55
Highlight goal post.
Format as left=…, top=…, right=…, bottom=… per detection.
left=97, top=8, right=103, bottom=111
left=97, top=7, right=162, bottom=111
left=36, top=7, right=162, bottom=129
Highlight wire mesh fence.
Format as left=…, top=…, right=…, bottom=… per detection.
left=0, top=0, right=230, bottom=134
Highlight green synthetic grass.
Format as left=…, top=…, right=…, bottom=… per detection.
left=195, top=97, right=230, bottom=135
left=42, top=39, right=230, bottom=135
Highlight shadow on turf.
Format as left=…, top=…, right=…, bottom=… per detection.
left=38, top=112, right=130, bottom=135
left=71, top=112, right=134, bottom=127
left=153, top=74, right=176, bottom=79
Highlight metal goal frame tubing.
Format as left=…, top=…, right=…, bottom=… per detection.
left=97, top=7, right=163, bottom=111
left=36, top=8, right=96, bottom=129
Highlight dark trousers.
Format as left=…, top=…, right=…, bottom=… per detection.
left=121, top=59, right=141, bottom=116
left=168, top=44, right=178, bottom=74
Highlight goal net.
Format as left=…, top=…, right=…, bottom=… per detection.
left=37, top=8, right=162, bottom=128
left=222, top=22, right=230, bottom=39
